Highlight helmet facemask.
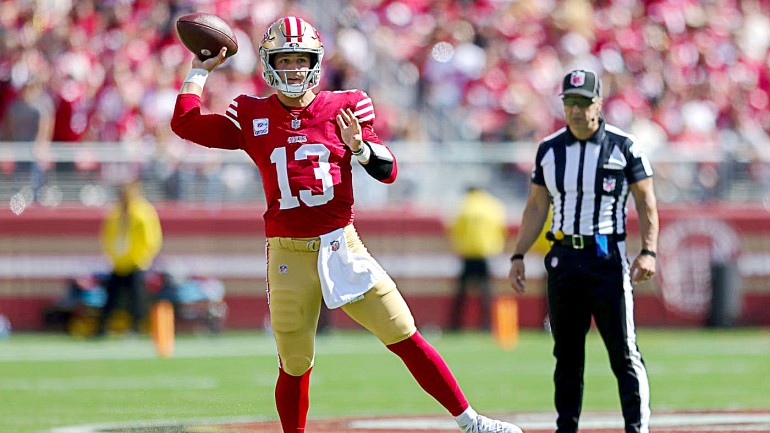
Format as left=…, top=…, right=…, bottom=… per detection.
left=259, top=17, right=324, bottom=98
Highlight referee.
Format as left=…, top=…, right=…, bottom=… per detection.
left=508, top=69, right=659, bottom=433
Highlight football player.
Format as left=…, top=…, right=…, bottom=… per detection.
left=171, top=16, right=522, bottom=433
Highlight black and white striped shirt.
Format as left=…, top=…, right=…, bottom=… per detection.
left=531, top=121, right=653, bottom=236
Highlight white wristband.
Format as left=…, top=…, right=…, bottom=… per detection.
left=353, top=143, right=371, bottom=164
left=183, top=68, right=209, bottom=89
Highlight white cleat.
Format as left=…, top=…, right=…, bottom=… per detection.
left=463, top=415, right=523, bottom=433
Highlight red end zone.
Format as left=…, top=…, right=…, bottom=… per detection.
left=52, top=410, right=770, bottom=433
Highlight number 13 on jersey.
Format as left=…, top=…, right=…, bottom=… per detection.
left=270, top=144, right=334, bottom=209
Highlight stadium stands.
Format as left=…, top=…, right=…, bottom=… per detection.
left=0, top=1, right=767, bottom=207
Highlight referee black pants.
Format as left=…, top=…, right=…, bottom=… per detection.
left=545, top=241, right=650, bottom=433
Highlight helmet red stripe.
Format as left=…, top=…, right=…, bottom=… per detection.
left=292, top=17, right=303, bottom=43
left=283, top=17, right=292, bottom=36
left=283, top=16, right=303, bottom=43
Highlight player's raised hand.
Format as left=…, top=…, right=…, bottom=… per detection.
left=181, top=47, right=228, bottom=96
left=336, top=108, right=363, bottom=152
left=192, top=47, right=228, bottom=72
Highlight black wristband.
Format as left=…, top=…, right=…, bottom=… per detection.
left=640, top=249, right=657, bottom=258
left=510, top=253, right=524, bottom=261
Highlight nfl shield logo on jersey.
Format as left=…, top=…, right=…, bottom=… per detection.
left=330, top=240, right=340, bottom=251
left=603, top=176, right=617, bottom=193
left=253, top=118, right=269, bottom=136
left=279, top=264, right=288, bottom=275
left=570, top=71, right=586, bottom=87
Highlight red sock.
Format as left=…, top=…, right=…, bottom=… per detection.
left=387, top=331, right=469, bottom=416
left=275, top=367, right=311, bottom=433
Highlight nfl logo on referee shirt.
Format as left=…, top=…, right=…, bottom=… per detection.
left=570, top=71, right=586, bottom=86
left=603, top=176, right=616, bottom=193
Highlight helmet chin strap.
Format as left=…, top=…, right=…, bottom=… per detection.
left=280, top=88, right=305, bottom=98
left=277, top=80, right=308, bottom=98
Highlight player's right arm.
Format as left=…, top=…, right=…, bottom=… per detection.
left=171, top=47, right=243, bottom=150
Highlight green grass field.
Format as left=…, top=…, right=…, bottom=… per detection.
left=0, top=328, right=768, bottom=433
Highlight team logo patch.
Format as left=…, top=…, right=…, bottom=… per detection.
left=279, top=264, right=288, bottom=275
left=330, top=240, right=340, bottom=251
left=253, top=118, right=269, bottom=136
left=570, top=71, right=586, bottom=86
left=603, top=176, right=617, bottom=193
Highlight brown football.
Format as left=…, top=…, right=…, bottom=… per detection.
left=176, top=12, right=238, bottom=60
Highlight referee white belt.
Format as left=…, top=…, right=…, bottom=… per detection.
left=277, top=236, right=321, bottom=252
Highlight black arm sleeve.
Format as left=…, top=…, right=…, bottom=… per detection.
left=360, top=142, right=394, bottom=181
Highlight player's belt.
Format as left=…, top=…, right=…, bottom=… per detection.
left=277, top=236, right=321, bottom=252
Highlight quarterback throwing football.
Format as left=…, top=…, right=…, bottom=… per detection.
left=171, top=16, right=522, bottom=433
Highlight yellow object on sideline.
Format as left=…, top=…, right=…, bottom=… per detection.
left=151, top=301, right=175, bottom=358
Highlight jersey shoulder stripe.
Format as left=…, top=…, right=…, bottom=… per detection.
left=331, top=89, right=376, bottom=124
left=226, top=94, right=271, bottom=131
left=225, top=99, right=241, bottom=130
left=354, top=96, right=375, bottom=122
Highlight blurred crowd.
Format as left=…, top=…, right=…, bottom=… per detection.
left=1, top=0, right=769, bottom=202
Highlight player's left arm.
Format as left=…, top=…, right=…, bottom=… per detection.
left=335, top=91, right=397, bottom=183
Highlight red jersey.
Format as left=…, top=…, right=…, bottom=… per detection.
left=171, top=90, right=397, bottom=237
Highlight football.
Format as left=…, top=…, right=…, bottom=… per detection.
left=176, top=12, right=238, bottom=60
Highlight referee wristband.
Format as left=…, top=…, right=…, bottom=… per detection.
left=640, top=249, right=657, bottom=258
left=510, top=253, right=524, bottom=261
left=183, top=68, right=209, bottom=89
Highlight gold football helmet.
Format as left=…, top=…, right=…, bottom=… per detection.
left=259, top=17, right=324, bottom=98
